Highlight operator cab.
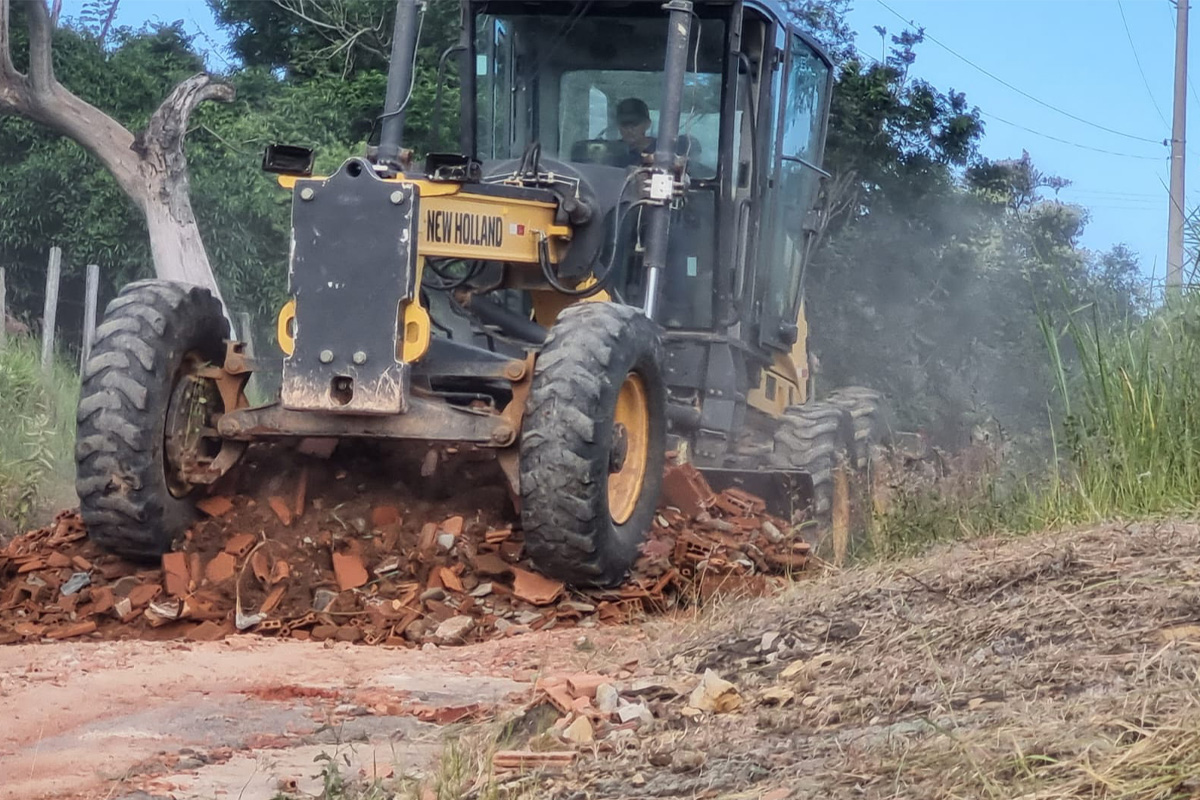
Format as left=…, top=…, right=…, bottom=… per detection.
left=466, top=0, right=832, bottom=349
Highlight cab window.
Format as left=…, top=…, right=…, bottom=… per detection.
left=759, top=34, right=830, bottom=346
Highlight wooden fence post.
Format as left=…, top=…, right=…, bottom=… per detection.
left=0, top=266, right=7, bottom=351
left=40, top=247, right=62, bottom=374
left=80, top=263, right=100, bottom=371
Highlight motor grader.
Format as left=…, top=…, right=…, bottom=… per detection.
left=75, top=0, right=885, bottom=586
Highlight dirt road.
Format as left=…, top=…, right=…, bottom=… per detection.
left=7, top=521, right=1200, bottom=800
left=0, top=629, right=622, bottom=800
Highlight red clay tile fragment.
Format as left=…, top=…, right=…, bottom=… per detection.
left=251, top=550, right=272, bottom=585
left=294, top=466, right=309, bottom=519
left=660, top=463, right=714, bottom=517
left=333, top=551, right=368, bottom=591
left=268, top=495, right=294, bottom=526
left=88, top=586, right=114, bottom=616
left=162, top=552, right=190, bottom=597
left=270, top=560, right=290, bottom=585
left=472, top=552, right=512, bottom=577
left=71, top=555, right=93, bottom=571
left=441, top=515, right=464, bottom=537
left=566, top=673, right=610, bottom=699
left=46, top=552, right=72, bottom=568
left=510, top=567, right=564, bottom=606
left=126, top=583, right=162, bottom=608
left=45, top=620, right=97, bottom=640
left=196, top=495, right=235, bottom=517
left=186, top=620, right=230, bottom=642
left=439, top=567, right=465, bottom=593
left=260, top=585, right=286, bottom=615
left=205, top=552, right=237, bottom=584
left=224, top=533, right=256, bottom=557
left=371, top=505, right=400, bottom=527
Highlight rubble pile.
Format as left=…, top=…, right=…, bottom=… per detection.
left=0, top=459, right=810, bottom=646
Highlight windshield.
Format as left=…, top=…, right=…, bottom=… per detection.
left=475, top=9, right=726, bottom=177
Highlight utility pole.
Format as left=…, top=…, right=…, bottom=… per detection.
left=1168, top=0, right=1189, bottom=296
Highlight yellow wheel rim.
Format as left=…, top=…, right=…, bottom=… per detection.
left=608, top=372, right=650, bottom=525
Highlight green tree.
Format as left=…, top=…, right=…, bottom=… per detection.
left=0, top=0, right=233, bottom=299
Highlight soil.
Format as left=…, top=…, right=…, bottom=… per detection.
left=8, top=437, right=1198, bottom=799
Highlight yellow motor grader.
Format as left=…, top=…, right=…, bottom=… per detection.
left=75, top=0, right=885, bottom=586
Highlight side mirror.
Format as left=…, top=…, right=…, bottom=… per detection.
left=262, top=144, right=316, bottom=177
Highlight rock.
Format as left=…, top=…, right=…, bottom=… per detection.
left=673, top=750, right=707, bottom=773
left=434, top=615, right=475, bottom=644
left=759, top=631, right=780, bottom=652
left=420, top=587, right=447, bottom=603
left=469, top=582, right=494, bottom=598
left=436, top=533, right=456, bottom=552
left=762, top=519, right=783, bottom=543
left=687, top=669, right=742, bottom=713
left=616, top=702, right=653, bottom=725
left=596, top=684, right=620, bottom=715
left=313, top=588, right=339, bottom=612
left=562, top=715, right=594, bottom=744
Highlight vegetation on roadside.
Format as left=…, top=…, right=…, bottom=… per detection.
left=871, top=289, right=1200, bottom=558
left=0, top=336, right=77, bottom=534
left=281, top=733, right=524, bottom=800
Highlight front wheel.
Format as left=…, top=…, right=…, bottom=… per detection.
left=519, top=303, right=668, bottom=587
left=76, top=280, right=235, bottom=561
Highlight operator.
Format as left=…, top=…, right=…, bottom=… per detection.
left=614, top=97, right=656, bottom=167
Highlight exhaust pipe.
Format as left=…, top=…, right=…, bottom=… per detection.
left=642, top=0, right=694, bottom=321
left=378, top=0, right=423, bottom=169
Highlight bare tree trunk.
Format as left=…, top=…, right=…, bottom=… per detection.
left=0, top=0, right=233, bottom=302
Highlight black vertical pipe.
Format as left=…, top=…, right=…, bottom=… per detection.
left=642, top=0, right=694, bottom=320
left=378, top=0, right=422, bottom=168
left=459, top=0, right=477, bottom=156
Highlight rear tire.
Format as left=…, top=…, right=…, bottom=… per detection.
left=771, top=403, right=847, bottom=522
left=75, top=280, right=229, bottom=561
left=519, top=304, right=668, bottom=587
left=827, top=386, right=890, bottom=468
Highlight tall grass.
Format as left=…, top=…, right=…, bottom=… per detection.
left=1042, top=298, right=1200, bottom=520
left=0, top=336, right=78, bottom=534
left=871, top=295, right=1200, bottom=556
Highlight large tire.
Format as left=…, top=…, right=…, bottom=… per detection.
left=772, top=402, right=873, bottom=565
left=76, top=280, right=229, bottom=561
left=771, top=403, right=848, bottom=520
left=827, top=386, right=891, bottom=468
left=519, top=303, right=668, bottom=587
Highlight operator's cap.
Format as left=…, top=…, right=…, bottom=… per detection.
left=616, top=97, right=650, bottom=124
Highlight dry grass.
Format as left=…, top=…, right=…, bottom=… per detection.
left=586, top=522, right=1200, bottom=799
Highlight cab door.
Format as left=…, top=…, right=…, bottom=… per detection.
left=756, top=31, right=832, bottom=351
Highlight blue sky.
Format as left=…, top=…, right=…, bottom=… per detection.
left=64, top=0, right=1191, bottom=277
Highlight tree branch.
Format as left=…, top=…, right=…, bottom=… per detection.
left=21, top=0, right=54, bottom=94
left=0, top=0, right=17, bottom=79
left=136, top=73, right=236, bottom=160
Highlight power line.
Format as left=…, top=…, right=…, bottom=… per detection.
left=1117, top=0, right=1171, bottom=130
left=876, top=0, right=1166, bottom=146
left=981, top=111, right=1167, bottom=160
left=849, top=45, right=1164, bottom=161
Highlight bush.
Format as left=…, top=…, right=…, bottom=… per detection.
left=0, top=336, right=78, bottom=534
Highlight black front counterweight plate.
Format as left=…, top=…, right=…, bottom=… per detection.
left=282, top=158, right=420, bottom=414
